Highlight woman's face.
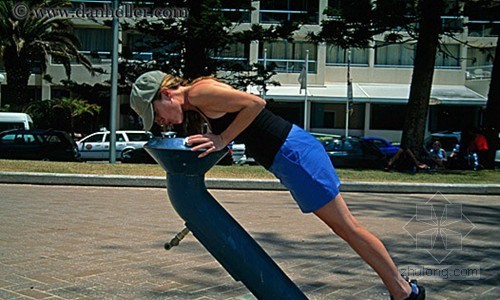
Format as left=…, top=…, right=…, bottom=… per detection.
left=152, top=91, right=183, bottom=127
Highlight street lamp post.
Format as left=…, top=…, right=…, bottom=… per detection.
left=109, top=0, right=119, bottom=163
left=345, top=49, right=352, bottom=137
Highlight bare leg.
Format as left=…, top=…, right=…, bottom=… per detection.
left=387, top=148, right=404, bottom=168
left=314, top=194, right=411, bottom=300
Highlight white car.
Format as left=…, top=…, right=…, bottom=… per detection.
left=77, top=130, right=152, bottom=160
left=231, top=143, right=256, bottom=165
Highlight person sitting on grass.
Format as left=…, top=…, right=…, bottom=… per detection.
left=429, top=141, right=447, bottom=169
left=385, top=147, right=430, bottom=172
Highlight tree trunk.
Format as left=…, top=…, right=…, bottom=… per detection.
left=483, top=38, right=500, bottom=168
left=183, top=1, right=214, bottom=79
left=400, top=0, right=444, bottom=158
left=3, top=47, right=32, bottom=111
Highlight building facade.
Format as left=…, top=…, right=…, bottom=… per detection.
left=0, top=0, right=496, bottom=141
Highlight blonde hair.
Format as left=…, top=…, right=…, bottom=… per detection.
left=155, top=75, right=219, bottom=100
left=157, top=74, right=220, bottom=136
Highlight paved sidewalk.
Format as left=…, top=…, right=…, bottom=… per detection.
left=1, top=172, right=500, bottom=194
left=0, top=184, right=498, bottom=299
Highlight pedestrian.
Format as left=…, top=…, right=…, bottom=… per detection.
left=130, top=71, right=425, bottom=300
left=429, top=140, right=447, bottom=168
left=466, top=130, right=489, bottom=169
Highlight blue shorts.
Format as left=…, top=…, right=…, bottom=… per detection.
left=269, top=125, right=341, bottom=213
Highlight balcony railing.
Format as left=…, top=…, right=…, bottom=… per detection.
left=257, top=58, right=317, bottom=73
left=466, top=20, right=500, bottom=37
left=260, top=9, right=318, bottom=24
left=213, top=8, right=251, bottom=23
left=214, top=57, right=250, bottom=70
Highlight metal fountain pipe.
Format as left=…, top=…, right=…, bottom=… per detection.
left=144, top=136, right=307, bottom=300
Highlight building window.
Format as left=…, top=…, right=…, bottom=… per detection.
left=260, top=0, right=319, bottom=24
left=267, top=101, right=304, bottom=126
left=435, top=44, right=460, bottom=68
left=214, top=42, right=250, bottom=70
left=51, top=88, right=70, bottom=100
left=467, top=47, right=495, bottom=67
left=370, top=104, right=406, bottom=130
left=218, top=0, right=251, bottom=23
left=326, top=45, right=369, bottom=66
left=72, top=28, right=113, bottom=62
left=465, top=46, right=495, bottom=79
left=259, top=41, right=317, bottom=73
left=375, top=43, right=416, bottom=67
left=323, top=111, right=336, bottom=128
left=375, top=43, right=460, bottom=68
left=311, top=103, right=364, bottom=129
left=467, top=21, right=500, bottom=37
left=125, top=33, right=179, bottom=61
left=428, top=106, right=480, bottom=132
left=74, top=28, right=112, bottom=52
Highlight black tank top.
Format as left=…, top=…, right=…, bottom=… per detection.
left=200, top=109, right=292, bottom=169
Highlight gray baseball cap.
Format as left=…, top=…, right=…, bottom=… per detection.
left=130, top=70, right=167, bottom=131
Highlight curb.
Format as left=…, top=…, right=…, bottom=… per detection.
left=1, top=172, right=499, bottom=195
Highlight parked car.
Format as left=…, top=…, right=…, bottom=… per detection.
left=0, top=129, right=80, bottom=161
left=232, top=143, right=256, bottom=165
left=122, top=147, right=156, bottom=164
left=362, top=136, right=399, bottom=158
left=77, top=130, right=152, bottom=160
left=320, top=136, right=387, bottom=169
left=0, top=112, right=34, bottom=132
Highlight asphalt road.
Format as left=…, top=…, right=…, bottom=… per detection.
left=0, top=184, right=498, bottom=299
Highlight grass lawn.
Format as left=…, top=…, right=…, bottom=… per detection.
left=0, top=159, right=499, bottom=184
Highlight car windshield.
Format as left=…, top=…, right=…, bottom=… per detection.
left=127, top=132, right=152, bottom=141
left=82, top=134, right=104, bottom=143
left=371, top=139, right=388, bottom=148
left=322, top=138, right=342, bottom=151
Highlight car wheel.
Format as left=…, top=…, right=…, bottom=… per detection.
left=41, top=157, right=50, bottom=161
left=121, top=148, right=134, bottom=159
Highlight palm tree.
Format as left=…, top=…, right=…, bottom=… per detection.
left=53, top=97, right=101, bottom=135
left=0, top=0, right=94, bottom=110
left=25, top=97, right=101, bottom=135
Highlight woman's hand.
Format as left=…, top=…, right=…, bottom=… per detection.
left=186, top=133, right=226, bottom=158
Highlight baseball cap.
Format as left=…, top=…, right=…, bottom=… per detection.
left=130, top=70, right=167, bottom=131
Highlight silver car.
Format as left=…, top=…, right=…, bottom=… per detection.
left=77, top=130, right=152, bottom=160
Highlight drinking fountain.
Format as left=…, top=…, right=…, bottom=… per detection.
left=144, top=133, right=306, bottom=299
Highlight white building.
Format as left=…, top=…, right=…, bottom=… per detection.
left=0, top=0, right=496, bottom=141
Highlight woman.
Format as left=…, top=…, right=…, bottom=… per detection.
left=130, top=70, right=425, bottom=300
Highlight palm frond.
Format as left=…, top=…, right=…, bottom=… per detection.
left=1, top=0, right=94, bottom=78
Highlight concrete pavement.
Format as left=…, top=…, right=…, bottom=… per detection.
left=0, top=184, right=498, bottom=299
left=1, top=172, right=499, bottom=194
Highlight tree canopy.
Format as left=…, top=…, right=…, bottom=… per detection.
left=0, top=0, right=95, bottom=110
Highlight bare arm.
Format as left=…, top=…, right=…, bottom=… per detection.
left=185, top=81, right=266, bottom=157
